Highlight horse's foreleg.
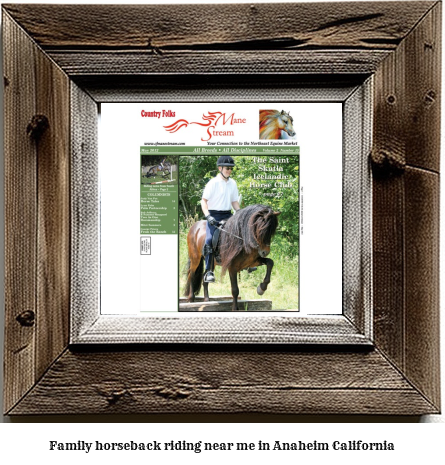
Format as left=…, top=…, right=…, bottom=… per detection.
left=257, top=258, right=274, bottom=295
left=228, top=268, right=240, bottom=311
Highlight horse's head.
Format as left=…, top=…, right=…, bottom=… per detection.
left=279, top=110, right=296, bottom=137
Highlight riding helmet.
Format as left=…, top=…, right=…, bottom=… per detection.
left=217, top=155, right=235, bottom=167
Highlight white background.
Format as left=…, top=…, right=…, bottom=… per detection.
left=100, top=104, right=180, bottom=313
left=0, top=0, right=444, bottom=458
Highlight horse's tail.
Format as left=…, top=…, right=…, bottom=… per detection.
left=184, top=256, right=204, bottom=298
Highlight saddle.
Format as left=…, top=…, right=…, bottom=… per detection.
left=203, top=220, right=226, bottom=264
left=202, top=221, right=256, bottom=274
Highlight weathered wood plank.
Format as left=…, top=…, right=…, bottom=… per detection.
left=79, top=76, right=363, bottom=104
left=2, top=2, right=441, bottom=417
left=372, top=36, right=406, bottom=364
left=179, top=299, right=273, bottom=312
left=372, top=1, right=441, bottom=173
left=3, top=12, right=38, bottom=414
left=342, top=81, right=372, bottom=336
left=371, top=3, right=441, bottom=411
left=404, top=2, right=441, bottom=172
left=372, top=26, right=407, bottom=177
left=8, top=349, right=438, bottom=415
left=74, top=316, right=370, bottom=346
left=3, top=2, right=435, bottom=50
left=179, top=296, right=239, bottom=303
left=69, top=83, right=99, bottom=341
left=47, top=50, right=391, bottom=76
left=12, top=387, right=437, bottom=416
left=3, top=11, right=72, bottom=413
left=35, top=42, right=71, bottom=381
left=372, top=176, right=405, bottom=369
left=404, top=168, right=440, bottom=410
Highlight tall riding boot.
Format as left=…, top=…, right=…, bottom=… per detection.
left=204, top=245, right=215, bottom=283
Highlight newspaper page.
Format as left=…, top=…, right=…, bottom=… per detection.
left=100, top=103, right=342, bottom=316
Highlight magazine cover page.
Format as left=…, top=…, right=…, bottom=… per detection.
left=100, top=102, right=342, bottom=316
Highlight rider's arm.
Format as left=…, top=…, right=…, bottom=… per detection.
left=232, top=200, right=240, bottom=212
left=201, top=198, right=210, bottom=217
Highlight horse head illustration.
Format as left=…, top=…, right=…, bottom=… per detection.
left=259, top=110, right=296, bottom=140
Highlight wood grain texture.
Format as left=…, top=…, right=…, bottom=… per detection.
left=371, top=6, right=408, bottom=372
left=75, top=316, right=371, bottom=346
left=70, top=83, right=99, bottom=340
left=372, top=2, right=441, bottom=411
left=3, top=12, right=38, bottom=414
left=4, top=1, right=433, bottom=79
left=179, top=299, right=273, bottom=312
left=179, top=295, right=242, bottom=302
left=47, top=50, right=390, bottom=76
left=372, top=176, right=405, bottom=369
left=404, top=167, right=440, bottom=408
left=404, top=2, right=441, bottom=172
left=35, top=38, right=71, bottom=381
left=8, top=348, right=437, bottom=415
left=3, top=2, right=441, bottom=416
left=372, top=1, right=441, bottom=172
left=77, top=76, right=363, bottom=104
left=2, top=2, right=435, bottom=49
left=342, top=81, right=372, bottom=336
left=3, top=11, right=71, bottom=412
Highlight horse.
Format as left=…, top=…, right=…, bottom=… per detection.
left=145, top=157, right=171, bottom=178
left=184, top=204, right=280, bottom=311
left=259, top=110, right=296, bottom=139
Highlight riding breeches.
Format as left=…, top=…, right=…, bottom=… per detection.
left=205, top=210, right=232, bottom=271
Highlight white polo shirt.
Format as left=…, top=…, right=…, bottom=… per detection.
left=202, top=175, right=239, bottom=211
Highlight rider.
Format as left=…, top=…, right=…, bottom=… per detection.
left=201, top=155, right=240, bottom=283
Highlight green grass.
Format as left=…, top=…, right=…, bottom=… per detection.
left=179, top=224, right=299, bottom=311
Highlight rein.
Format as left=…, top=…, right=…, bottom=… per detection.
left=214, top=223, right=243, bottom=241
left=214, top=223, right=269, bottom=256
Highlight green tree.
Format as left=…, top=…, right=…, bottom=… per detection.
left=178, top=155, right=218, bottom=220
left=234, top=155, right=299, bottom=254
left=178, top=153, right=299, bottom=257
left=141, top=155, right=176, bottom=167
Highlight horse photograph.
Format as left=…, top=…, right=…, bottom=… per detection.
left=259, top=110, right=297, bottom=140
left=178, top=154, right=299, bottom=312
left=141, top=154, right=178, bottom=185
left=184, top=204, right=280, bottom=311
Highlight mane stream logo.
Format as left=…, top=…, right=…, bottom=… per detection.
left=163, top=112, right=246, bottom=142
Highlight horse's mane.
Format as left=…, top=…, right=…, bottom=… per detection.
left=259, top=110, right=290, bottom=139
left=259, top=110, right=278, bottom=136
left=259, top=109, right=279, bottom=120
left=220, top=204, right=278, bottom=273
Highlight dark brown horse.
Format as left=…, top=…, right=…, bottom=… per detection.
left=184, top=204, right=280, bottom=311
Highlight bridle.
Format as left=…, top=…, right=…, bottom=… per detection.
left=213, top=223, right=270, bottom=257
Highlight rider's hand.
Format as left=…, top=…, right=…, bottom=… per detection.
left=206, top=215, right=217, bottom=226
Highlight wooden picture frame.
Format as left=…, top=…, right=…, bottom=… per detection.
left=2, top=2, right=440, bottom=415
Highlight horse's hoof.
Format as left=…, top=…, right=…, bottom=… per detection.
left=257, top=285, right=265, bottom=295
